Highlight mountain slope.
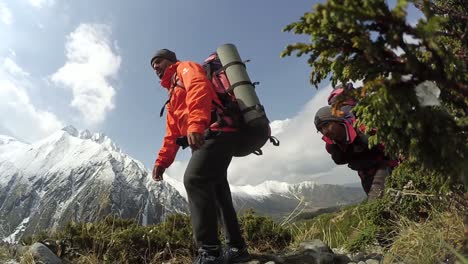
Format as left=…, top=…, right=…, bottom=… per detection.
left=0, top=126, right=188, bottom=242
left=230, top=181, right=365, bottom=217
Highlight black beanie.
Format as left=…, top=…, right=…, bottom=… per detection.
left=314, top=106, right=345, bottom=130
left=150, top=49, right=177, bottom=66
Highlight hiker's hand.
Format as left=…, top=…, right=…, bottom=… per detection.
left=187, top=132, right=205, bottom=150
left=152, top=165, right=165, bottom=181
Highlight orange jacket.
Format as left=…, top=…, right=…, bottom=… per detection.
left=155, top=61, right=219, bottom=168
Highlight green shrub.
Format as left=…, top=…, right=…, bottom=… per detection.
left=385, top=160, right=465, bottom=221
left=291, top=160, right=466, bottom=253
left=17, top=211, right=300, bottom=261
left=19, top=214, right=193, bottom=263
left=291, top=201, right=392, bottom=252
left=239, top=209, right=292, bottom=252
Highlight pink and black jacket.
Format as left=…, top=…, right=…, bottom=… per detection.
left=322, top=120, right=399, bottom=183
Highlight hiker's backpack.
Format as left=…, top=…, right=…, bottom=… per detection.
left=202, top=51, right=279, bottom=156
left=161, top=45, right=279, bottom=157
left=328, top=82, right=358, bottom=123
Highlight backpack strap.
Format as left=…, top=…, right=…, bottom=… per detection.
left=251, top=133, right=280, bottom=156
left=226, top=81, right=259, bottom=93
left=220, top=59, right=260, bottom=94
left=203, top=63, right=213, bottom=80
left=253, top=149, right=263, bottom=155
left=269, top=136, right=280, bottom=146
left=159, top=99, right=170, bottom=117
left=222, top=59, right=248, bottom=70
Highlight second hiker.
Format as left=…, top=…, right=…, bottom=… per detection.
left=314, top=105, right=398, bottom=200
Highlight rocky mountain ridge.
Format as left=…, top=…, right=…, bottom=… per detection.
left=0, top=126, right=188, bottom=242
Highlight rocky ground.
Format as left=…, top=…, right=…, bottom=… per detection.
left=4, top=239, right=388, bottom=264
left=239, top=240, right=384, bottom=264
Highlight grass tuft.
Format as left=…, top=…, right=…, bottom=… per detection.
left=384, top=210, right=465, bottom=264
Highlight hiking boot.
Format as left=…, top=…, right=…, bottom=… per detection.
left=224, top=246, right=251, bottom=263
left=193, top=251, right=225, bottom=264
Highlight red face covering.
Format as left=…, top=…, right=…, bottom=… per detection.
left=160, top=63, right=178, bottom=89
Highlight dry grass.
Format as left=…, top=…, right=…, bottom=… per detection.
left=70, top=250, right=193, bottom=264
left=289, top=204, right=375, bottom=250
left=0, top=245, right=12, bottom=261
left=384, top=210, right=465, bottom=264
left=72, top=255, right=99, bottom=264
left=19, top=251, right=35, bottom=264
left=150, top=255, right=192, bottom=264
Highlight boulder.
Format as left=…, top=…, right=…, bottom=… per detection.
left=29, top=243, right=62, bottom=264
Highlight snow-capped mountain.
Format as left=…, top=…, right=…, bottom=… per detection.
left=230, top=180, right=365, bottom=217
left=0, top=126, right=188, bottom=243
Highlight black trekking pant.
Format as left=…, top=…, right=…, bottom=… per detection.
left=183, top=132, right=245, bottom=251
left=358, top=166, right=390, bottom=200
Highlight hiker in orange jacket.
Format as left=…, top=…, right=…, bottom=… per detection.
left=150, top=49, right=250, bottom=264
left=314, top=106, right=398, bottom=200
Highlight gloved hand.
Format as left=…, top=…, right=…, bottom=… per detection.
left=187, top=132, right=205, bottom=150
left=152, top=165, right=165, bottom=181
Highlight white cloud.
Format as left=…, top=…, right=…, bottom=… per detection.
left=27, top=0, right=55, bottom=8
left=3, top=58, right=29, bottom=76
left=0, top=55, right=63, bottom=142
left=166, top=87, right=359, bottom=186
left=0, top=2, right=13, bottom=25
left=51, top=23, right=121, bottom=126
left=403, top=33, right=421, bottom=45
left=415, top=81, right=440, bottom=106
left=0, top=77, right=63, bottom=143
left=389, top=34, right=422, bottom=56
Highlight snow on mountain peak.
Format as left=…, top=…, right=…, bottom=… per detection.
left=0, top=127, right=128, bottom=185
left=0, top=135, right=20, bottom=145
left=229, top=180, right=317, bottom=198
left=62, top=125, right=79, bottom=137
left=60, top=126, right=121, bottom=153
left=79, top=129, right=92, bottom=139
left=0, top=135, right=28, bottom=160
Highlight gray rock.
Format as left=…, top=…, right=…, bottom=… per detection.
left=316, top=253, right=335, bottom=264
left=365, top=259, right=380, bottom=264
left=299, top=239, right=333, bottom=254
left=280, top=249, right=334, bottom=264
left=29, top=243, right=62, bottom=264
left=333, top=253, right=352, bottom=264
left=365, top=253, right=383, bottom=262
left=351, top=252, right=367, bottom=262
left=332, top=247, right=348, bottom=255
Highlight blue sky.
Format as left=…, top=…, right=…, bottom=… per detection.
left=0, top=0, right=422, bottom=186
